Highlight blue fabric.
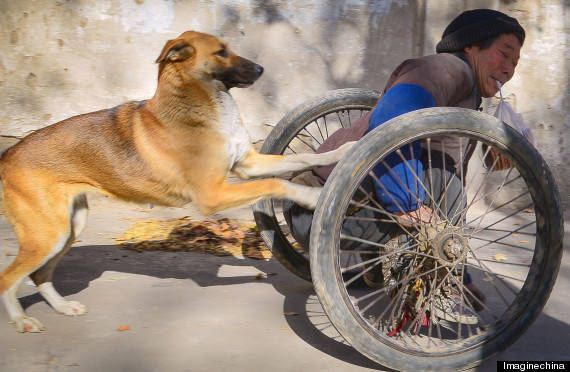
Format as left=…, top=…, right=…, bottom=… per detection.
left=367, top=83, right=436, bottom=213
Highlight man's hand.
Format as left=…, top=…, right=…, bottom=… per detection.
left=395, top=205, right=438, bottom=227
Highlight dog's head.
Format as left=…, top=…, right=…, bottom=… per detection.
left=155, top=31, right=264, bottom=90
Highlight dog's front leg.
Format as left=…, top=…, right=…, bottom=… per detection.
left=195, top=178, right=322, bottom=215
left=232, top=141, right=355, bottom=179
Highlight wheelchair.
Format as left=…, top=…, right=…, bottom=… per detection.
left=253, top=88, right=563, bottom=371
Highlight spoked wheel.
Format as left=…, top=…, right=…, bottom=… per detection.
left=310, top=108, right=563, bottom=371
left=253, top=88, right=380, bottom=281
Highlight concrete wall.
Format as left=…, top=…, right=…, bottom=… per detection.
left=0, top=0, right=568, bottom=210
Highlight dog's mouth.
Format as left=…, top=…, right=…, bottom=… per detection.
left=213, top=58, right=264, bottom=90
left=224, top=81, right=254, bottom=89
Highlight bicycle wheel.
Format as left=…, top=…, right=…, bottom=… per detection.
left=253, top=88, right=380, bottom=281
left=310, top=107, right=563, bottom=371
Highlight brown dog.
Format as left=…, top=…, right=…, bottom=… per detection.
left=0, top=31, right=353, bottom=332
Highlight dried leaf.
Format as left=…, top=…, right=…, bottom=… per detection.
left=519, top=240, right=529, bottom=244
left=494, top=253, right=507, bottom=262
left=117, top=325, right=130, bottom=332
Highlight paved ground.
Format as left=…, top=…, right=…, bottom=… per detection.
left=0, top=138, right=568, bottom=371
left=0, top=194, right=568, bottom=372
left=0, top=196, right=383, bottom=372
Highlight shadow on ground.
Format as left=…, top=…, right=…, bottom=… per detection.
left=18, top=239, right=570, bottom=371
left=19, top=244, right=385, bottom=370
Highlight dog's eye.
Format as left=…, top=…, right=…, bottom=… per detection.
left=215, top=49, right=228, bottom=58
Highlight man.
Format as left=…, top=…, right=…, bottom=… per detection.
left=284, top=9, right=525, bottom=325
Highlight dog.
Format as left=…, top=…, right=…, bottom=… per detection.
left=0, top=31, right=353, bottom=332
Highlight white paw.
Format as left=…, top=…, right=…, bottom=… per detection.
left=299, top=186, right=322, bottom=210
left=286, top=183, right=323, bottom=210
left=12, top=316, right=45, bottom=333
left=54, top=300, right=88, bottom=316
left=308, top=187, right=322, bottom=210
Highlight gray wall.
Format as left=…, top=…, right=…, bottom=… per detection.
left=1, top=0, right=568, bottom=212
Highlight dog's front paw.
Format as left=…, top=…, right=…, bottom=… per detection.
left=306, top=187, right=322, bottom=210
left=12, top=316, right=45, bottom=333
left=285, top=183, right=322, bottom=210
left=54, top=301, right=88, bottom=316
left=296, top=186, right=322, bottom=210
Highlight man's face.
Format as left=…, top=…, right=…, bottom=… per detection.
left=464, top=33, right=522, bottom=97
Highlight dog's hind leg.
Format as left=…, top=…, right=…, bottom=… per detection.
left=0, top=182, right=75, bottom=332
left=232, top=142, right=356, bottom=179
left=29, top=194, right=89, bottom=317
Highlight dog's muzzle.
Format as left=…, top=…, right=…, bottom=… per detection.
left=214, top=57, right=264, bottom=90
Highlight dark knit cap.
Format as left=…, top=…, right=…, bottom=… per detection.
left=436, top=9, right=525, bottom=53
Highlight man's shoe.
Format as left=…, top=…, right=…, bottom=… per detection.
left=362, top=266, right=385, bottom=288
left=361, top=236, right=401, bottom=288
left=431, top=289, right=479, bottom=325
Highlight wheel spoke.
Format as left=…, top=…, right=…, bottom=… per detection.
left=336, top=111, right=346, bottom=128
left=323, top=115, right=329, bottom=138
left=292, top=134, right=318, bottom=152
left=462, top=148, right=513, bottom=222
left=351, top=185, right=421, bottom=243
left=344, top=215, right=395, bottom=224
left=339, top=236, right=419, bottom=271
left=458, top=138, right=466, bottom=230
left=403, top=251, right=470, bottom=335
left=347, top=110, right=353, bottom=127
left=301, top=127, right=323, bottom=146
left=463, top=262, right=525, bottom=285
left=451, top=171, right=522, bottom=225
left=314, top=118, right=327, bottom=143
left=469, top=222, right=536, bottom=253
left=465, top=252, right=519, bottom=302
left=392, top=149, right=450, bottom=221
left=466, top=192, right=531, bottom=228
left=467, top=202, right=534, bottom=237
left=445, top=268, right=497, bottom=323
left=285, top=145, right=297, bottom=154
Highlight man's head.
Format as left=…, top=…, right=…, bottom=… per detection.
left=436, top=9, right=525, bottom=97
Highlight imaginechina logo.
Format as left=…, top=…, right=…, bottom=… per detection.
left=500, top=361, right=568, bottom=371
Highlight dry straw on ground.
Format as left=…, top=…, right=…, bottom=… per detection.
left=115, top=217, right=271, bottom=260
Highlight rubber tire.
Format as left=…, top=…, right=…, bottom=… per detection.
left=310, top=107, right=564, bottom=371
left=253, top=88, right=380, bottom=281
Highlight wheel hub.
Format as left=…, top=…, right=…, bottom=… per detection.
left=431, top=227, right=469, bottom=266
left=416, top=224, right=469, bottom=266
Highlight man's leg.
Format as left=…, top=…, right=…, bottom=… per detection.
left=423, top=151, right=484, bottom=322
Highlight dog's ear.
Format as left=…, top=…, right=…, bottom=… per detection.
left=155, top=39, right=195, bottom=64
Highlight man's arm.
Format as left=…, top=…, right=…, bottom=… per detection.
left=367, top=83, right=436, bottom=214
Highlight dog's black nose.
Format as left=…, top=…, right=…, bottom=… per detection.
left=255, top=64, right=264, bottom=76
